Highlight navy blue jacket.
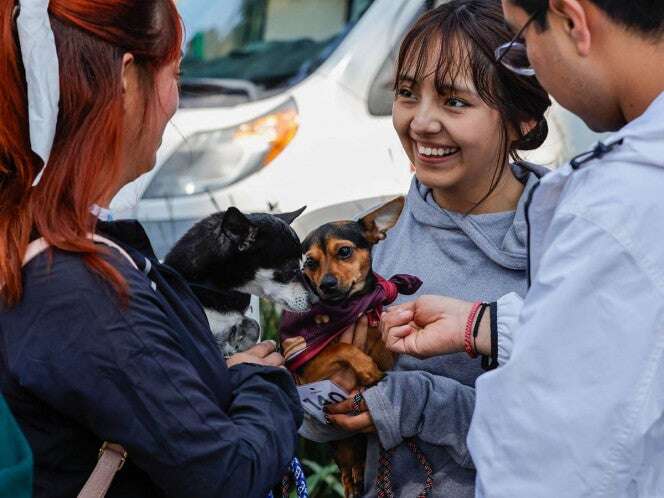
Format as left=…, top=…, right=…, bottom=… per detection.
left=0, top=220, right=303, bottom=498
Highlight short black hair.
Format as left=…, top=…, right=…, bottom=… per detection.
left=511, top=0, right=664, bottom=35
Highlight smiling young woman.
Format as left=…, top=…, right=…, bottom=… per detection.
left=391, top=1, right=550, bottom=214
left=324, top=1, right=552, bottom=497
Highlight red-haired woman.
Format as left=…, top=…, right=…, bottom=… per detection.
left=0, top=2, right=302, bottom=498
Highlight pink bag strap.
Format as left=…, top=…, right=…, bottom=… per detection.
left=22, top=234, right=138, bottom=270
left=21, top=236, right=131, bottom=498
left=77, top=443, right=128, bottom=498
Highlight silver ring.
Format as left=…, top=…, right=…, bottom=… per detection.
left=351, top=392, right=363, bottom=416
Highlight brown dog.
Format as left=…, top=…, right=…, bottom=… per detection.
left=279, top=197, right=421, bottom=497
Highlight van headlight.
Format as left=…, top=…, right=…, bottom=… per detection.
left=143, top=98, right=299, bottom=198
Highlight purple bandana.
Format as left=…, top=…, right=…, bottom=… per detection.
left=279, top=274, right=422, bottom=372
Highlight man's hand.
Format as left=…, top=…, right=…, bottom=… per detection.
left=226, top=340, right=286, bottom=368
left=379, top=295, right=489, bottom=358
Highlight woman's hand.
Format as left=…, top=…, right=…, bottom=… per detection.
left=324, top=390, right=376, bottom=433
left=379, top=295, right=490, bottom=358
left=226, top=340, right=286, bottom=368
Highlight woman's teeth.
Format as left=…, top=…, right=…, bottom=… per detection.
left=417, top=143, right=459, bottom=157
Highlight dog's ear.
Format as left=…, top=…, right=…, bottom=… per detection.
left=359, top=196, right=405, bottom=244
left=275, top=206, right=306, bottom=225
left=221, top=207, right=258, bottom=252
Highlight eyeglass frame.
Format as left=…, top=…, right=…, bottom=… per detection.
left=494, top=9, right=545, bottom=76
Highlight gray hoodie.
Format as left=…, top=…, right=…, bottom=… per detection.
left=361, top=162, right=546, bottom=497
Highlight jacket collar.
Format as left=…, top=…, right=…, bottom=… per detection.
left=607, top=90, right=664, bottom=169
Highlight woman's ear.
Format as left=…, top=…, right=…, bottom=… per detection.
left=507, top=119, right=536, bottom=144
left=122, top=53, right=139, bottom=109
left=521, top=119, right=538, bottom=137
left=121, top=53, right=142, bottom=118
left=121, top=53, right=135, bottom=94
left=512, top=117, right=548, bottom=151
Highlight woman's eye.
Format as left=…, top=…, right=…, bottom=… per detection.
left=337, top=247, right=353, bottom=259
left=396, top=87, right=414, bottom=99
left=446, top=97, right=468, bottom=108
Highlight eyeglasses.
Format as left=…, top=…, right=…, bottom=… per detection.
left=494, top=10, right=543, bottom=76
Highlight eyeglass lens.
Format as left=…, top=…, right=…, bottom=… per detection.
left=495, top=42, right=536, bottom=76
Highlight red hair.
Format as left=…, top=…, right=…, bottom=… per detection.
left=0, top=0, right=182, bottom=305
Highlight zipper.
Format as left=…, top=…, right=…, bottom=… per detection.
left=523, top=181, right=541, bottom=289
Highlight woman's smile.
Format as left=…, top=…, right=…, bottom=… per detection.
left=413, top=140, right=461, bottom=165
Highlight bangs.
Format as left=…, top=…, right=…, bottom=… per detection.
left=395, top=8, right=502, bottom=109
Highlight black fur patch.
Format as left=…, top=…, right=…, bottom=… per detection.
left=165, top=211, right=302, bottom=305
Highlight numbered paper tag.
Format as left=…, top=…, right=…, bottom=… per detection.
left=297, top=380, right=349, bottom=424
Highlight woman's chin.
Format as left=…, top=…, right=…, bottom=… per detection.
left=414, top=166, right=462, bottom=191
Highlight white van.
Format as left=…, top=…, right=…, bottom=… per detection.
left=112, top=0, right=598, bottom=257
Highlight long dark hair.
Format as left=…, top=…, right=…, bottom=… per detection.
left=395, top=0, right=551, bottom=208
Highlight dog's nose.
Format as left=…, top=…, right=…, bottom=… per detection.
left=319, top=274, right=338, bottom=292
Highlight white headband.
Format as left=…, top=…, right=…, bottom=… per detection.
left=16, top=0, right=60, bottom=186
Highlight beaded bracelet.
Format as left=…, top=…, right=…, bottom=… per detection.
left=464, top=302, right=482, bottom=358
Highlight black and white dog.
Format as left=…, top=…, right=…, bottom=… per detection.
left=165, top=206, right=314, bottom=357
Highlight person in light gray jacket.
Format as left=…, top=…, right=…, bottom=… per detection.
left=323, top=2, right=551, bottom=496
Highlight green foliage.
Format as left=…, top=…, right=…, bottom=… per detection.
left=260, top=297, right=282, bottom=342
left=292, top=439, right=344, bottom=498
left=260, top=299, right=344, bottom=498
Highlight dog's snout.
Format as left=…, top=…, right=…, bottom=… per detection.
left=319, top=274, right=338, bottom=292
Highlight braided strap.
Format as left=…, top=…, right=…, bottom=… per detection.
left=407, top=440, right=433, bottom=498
left=375, top=438, right=433, bottom=498
left=375, top=445, right=396, bottom=498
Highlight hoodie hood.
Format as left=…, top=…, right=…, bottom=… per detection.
left=408, top=162, right=547, bottom=271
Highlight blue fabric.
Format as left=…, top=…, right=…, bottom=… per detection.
left=267, top=457, right=308, bottom=498
left=0, top=394, right=32, bottom=498
left=0, top=220, right=303, bottom=498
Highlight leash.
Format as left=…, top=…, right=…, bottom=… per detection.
left=348, top=391, right=432, bottom=498
left=268, top=457, right=309, bottom=498
left=375, top=439, right=433, bottom=498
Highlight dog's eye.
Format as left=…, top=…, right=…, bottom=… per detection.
left=337, top=247, right=353, bottom=259
left=276, top=269, right=300, bottom=283
left=304, top=258, right=318, bottom=270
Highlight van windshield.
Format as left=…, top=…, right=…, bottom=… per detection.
left=178, top=0, right=375, bottom=104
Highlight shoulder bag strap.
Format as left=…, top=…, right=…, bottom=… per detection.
left=20, top=237, right=129, bottom=498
